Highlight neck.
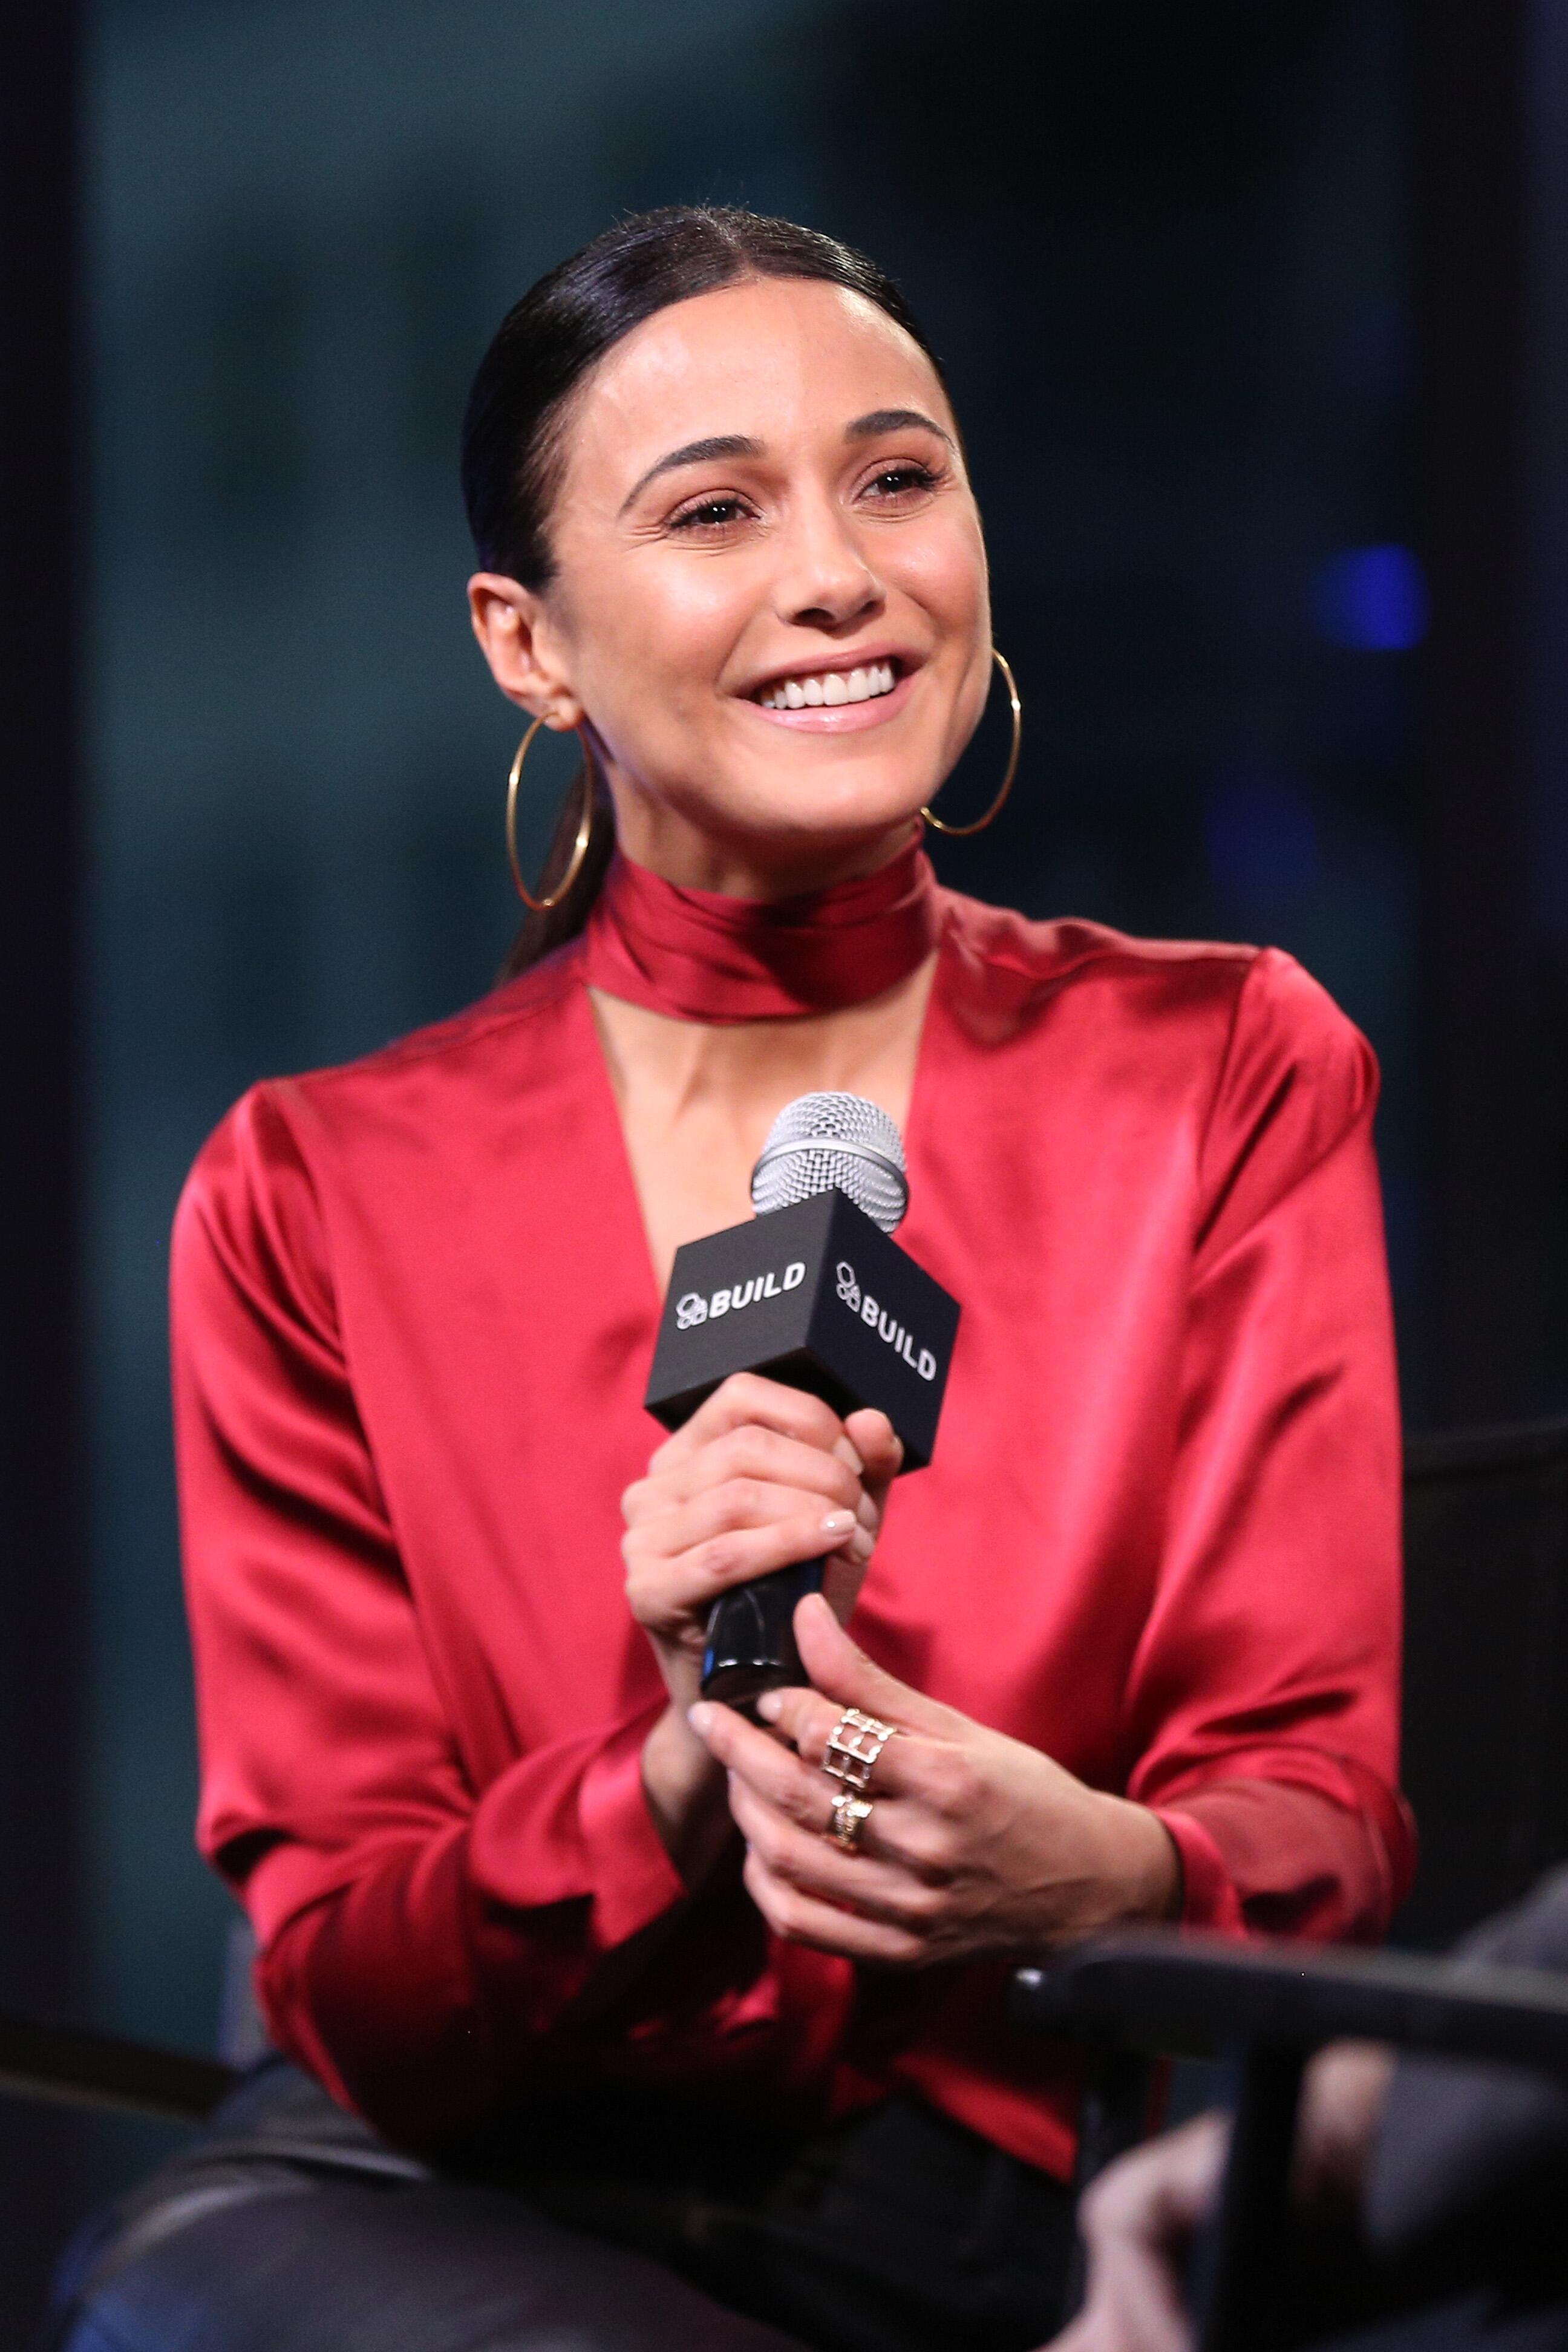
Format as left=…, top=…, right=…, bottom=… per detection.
left=592, top=954, right=939, bottom=1122
left=581, top=827, right=940, bottom=1027
left=575, top=815, right=943, bottom=1291
left=608, top=805, right=920, bottom=903
left=590, top=955, right=938, bottom=1296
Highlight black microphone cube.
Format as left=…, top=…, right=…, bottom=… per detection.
left=644, top=1189, right=959, bottom=1471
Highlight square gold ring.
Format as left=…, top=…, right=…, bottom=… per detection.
left=822, top=1707, right=898, bottom=1794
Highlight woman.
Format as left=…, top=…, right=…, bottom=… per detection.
left=56, top=208, right=1411, bottom=2352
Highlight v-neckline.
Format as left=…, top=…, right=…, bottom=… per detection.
left=571, top=903, right=955, bottom=1322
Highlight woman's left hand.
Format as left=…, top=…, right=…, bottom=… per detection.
left=688, top=1593, right=1180, bottom=1967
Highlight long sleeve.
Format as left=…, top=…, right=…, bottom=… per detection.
left=174, top=1088, right=768, bottom=2148
left=171, top=907, right=1414, bottom=2182
left=1122, top=949, right=1414, bottom=1937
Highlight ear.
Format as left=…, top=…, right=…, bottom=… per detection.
left=468, top=572, right=584, bottom=728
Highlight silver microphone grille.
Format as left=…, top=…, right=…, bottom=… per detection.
left=750, top=1091, right=909, bottom=1235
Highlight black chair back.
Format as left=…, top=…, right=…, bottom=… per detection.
left=1398, top=1416, right=1568, bottom=1948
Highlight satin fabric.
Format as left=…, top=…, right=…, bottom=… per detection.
left=173, top=889, right=1414, bottom=2179
left=582, top=836, right=941, bottom=1021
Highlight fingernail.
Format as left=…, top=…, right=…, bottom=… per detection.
left=856, top=1495, right=878, bottom=1530
left=688, top=1702, right=713, bottom=1737
left=850, top=1526, right=875, bottom=1562
left=756, top=1691, right=783, bottom=1723
left=834, top=1438, right=866, bottom=1477
left=821, top=1509, right=855, bottom=1537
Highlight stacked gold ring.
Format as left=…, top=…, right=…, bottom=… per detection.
left=821, top=1707, right=899, bottom=1853
left=828, top=1791, right=874, bottom=1852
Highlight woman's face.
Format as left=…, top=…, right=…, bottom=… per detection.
left=470, top=275, right=991, bottom=893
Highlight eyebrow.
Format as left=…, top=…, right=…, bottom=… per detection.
left=619, top=408, right=956, bottom=515
left=844, top=407, right=953, bottom=447
left=620, top=434, right=763, bottom=512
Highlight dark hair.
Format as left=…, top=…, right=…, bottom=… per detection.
left=461, top=206, right=947, bottom=977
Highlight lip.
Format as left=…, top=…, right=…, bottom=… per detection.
left=743, top=644, right=921, bottom=697
left=742, top=662, right=919, bottom=733
left=737, top=647, right=923, bottom=734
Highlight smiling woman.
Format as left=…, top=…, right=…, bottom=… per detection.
left=463, top=223, right=991, bottom=933
left=62, top=208, right=1412, bottom=2352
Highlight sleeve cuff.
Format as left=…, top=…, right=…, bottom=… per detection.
left=578, top=1703, right=688, bottom=1949
left=1153, top=1805, right=1247, bottom=1934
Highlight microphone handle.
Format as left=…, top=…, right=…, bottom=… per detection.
left=701, top=1558, right=826, bottom=1716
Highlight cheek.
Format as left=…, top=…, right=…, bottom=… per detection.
left=885, top=509, right=990, bottom=638
left=575, top=558, right=754, bottom=724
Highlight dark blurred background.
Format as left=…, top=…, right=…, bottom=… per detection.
left=3, top=0, right=1566, bottom=2338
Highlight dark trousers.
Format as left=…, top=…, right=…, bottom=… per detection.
left=41, top=2060, right=1075, bottom=2352
left=1172, top=1877, right=1568, bottom=2352
left=1311, top=2302, right=1568, bottom=2352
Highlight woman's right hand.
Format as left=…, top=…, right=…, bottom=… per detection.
left=621, top=1371, right=902, bottom=1717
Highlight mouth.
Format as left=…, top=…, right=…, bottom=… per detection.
left=753, top=659, right=901, bottom=713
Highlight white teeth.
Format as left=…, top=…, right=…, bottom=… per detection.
left=757, top=661, right=899, bottom=710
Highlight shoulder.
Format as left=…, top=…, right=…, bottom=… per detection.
left=939, top=889, right=1362, bottom=1074
left=176, top=945, right=586, bottom=1276
left=938, top=891, right=1377, bottom=1226
left=941, top=890, right=1252, bottom=995
left=199, top=943, right=581, bottom=1158
left=286, top=944, right=583, bottom=1122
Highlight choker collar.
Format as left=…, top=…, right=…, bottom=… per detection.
left=582, top=837, right=941, bottom=1022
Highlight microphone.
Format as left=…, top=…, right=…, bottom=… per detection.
left=644, top=1092, right=960, bottom=1712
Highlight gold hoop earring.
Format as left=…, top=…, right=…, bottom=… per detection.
left=505, top=717, right=598, bottom=912
left=921, top=648, right=1022, bottom=838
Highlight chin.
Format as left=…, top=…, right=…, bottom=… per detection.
left=718, top=759, right=933, bottom=843
left=730, top=794, right=925, bottom=854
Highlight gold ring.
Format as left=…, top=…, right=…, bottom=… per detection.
left=822, top=1707, right=898, bottom=1795
left=828, top=1791, right=873, bottom=1852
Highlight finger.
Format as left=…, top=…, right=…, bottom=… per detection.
left=753, top=1685, right=951, bottom=1823
left=753, top=1682, right=849, bottom=1764
left=637, top=1431, right=868, bottom=1521
left=818, top=1547, right=874, bottom=1635
left=725, top=1777, right=940, bottom=1933
left=689, top=1696, right=828, bottom=1814
left=1296, top=2042, right=1393, bottom=2201
left=624, top=1428, right=869, bottom=1527
left=623, top=1508, right=860, bottom=1627
left=724, top=1772, right=946, bottom=1921
left=1044, top=2320, right=1099, bottom=2352
left=1085, top=2253, right=1194, bottom=2352
left=792, top=1593, right=964, bottom=1740
left=693, top=1696, right=871, bottom=1843
left=1074, top=2117, right=1228, bottom=2352
left=841, top=1408, right=903, bottom=1498
left=648, top=1376, right=861, bottom=1475
left=623, top=1479, right=874, bottom=1566
left=740, top=1846, right=929, bottom=1966
left=694, top=1697, right=944, bottom=1884
left=753, top=1672, right=935, bottom=1799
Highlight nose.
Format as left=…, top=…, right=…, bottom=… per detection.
left=771, top=489, right=883, bottom=635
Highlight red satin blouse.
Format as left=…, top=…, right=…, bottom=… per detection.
left=173, top=878, right=1414, bottom=2181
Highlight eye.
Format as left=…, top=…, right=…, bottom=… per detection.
left=668, top=492, right=756, bottom=534
left=861, top=460, right=941, bottom=504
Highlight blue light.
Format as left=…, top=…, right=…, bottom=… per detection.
left=1310, top=544, right=1428, bottom=652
